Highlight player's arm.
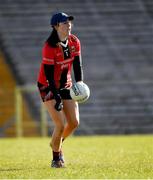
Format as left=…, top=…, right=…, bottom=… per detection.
left=73, top=55, right=83, bottom=82
left=42, top=43, right=63, bottom=111
left=44, top=64, right=63, bottom=111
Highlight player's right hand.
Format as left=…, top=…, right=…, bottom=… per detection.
left=54, top=94, right=63, bottom=111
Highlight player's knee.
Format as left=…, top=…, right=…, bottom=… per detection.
left=70, top=119, right=79, bottom=129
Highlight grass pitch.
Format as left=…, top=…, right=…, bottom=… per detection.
left=0, top=135, right=153, bottom=179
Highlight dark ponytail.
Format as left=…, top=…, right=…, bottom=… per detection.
left=46, top=28, right=60, bottom=47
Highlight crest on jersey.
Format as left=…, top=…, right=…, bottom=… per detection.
left=71, top=46, right=75, bottom=52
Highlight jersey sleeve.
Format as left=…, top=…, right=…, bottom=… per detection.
left=71, top=34, right=81, bottom=56
left=75, top=38, right=81, bottom=56
left=44, top=64, right=59, bottom=96
left=42, top=43, right=55, bottom=65
left=73, top=56, right=83, bottom=82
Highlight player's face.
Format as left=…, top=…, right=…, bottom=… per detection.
left=57, top=20, right=72, bottom=38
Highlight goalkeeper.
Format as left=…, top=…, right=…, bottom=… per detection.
left=37, top=12, right=83, bottom=168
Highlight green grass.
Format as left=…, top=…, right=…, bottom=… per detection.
left=0, top=135, right=153, bottom=179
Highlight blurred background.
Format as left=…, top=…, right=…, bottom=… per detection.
left=0, top=0, right=153, bottom=137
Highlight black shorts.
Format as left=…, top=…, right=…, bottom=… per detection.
left=37, top=82, right=72, bottom=102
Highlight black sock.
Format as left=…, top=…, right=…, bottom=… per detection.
left=53, top=151, right=60, bottom=161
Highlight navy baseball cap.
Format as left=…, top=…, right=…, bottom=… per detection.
left=50, top=12, right=74, bottom=26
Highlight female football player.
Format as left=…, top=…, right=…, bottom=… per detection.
left=37, top=12, right=83, bottom=168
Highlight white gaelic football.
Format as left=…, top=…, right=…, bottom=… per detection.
left=70, top=81, right=90, bottom=103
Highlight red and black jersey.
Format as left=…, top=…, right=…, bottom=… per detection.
left=37, top=34, right=81, bottom=90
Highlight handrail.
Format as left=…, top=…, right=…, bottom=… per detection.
left=15, top=85, right=47, bottom=137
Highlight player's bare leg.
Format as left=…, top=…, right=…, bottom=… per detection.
left=44, top=100, right=65, bottom=168
left=55, top=99, right=79, bottom=164
left=62, top=100, right=79, bottom=139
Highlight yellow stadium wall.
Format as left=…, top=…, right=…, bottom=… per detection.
left=0, top=50, right=39, bottom=137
